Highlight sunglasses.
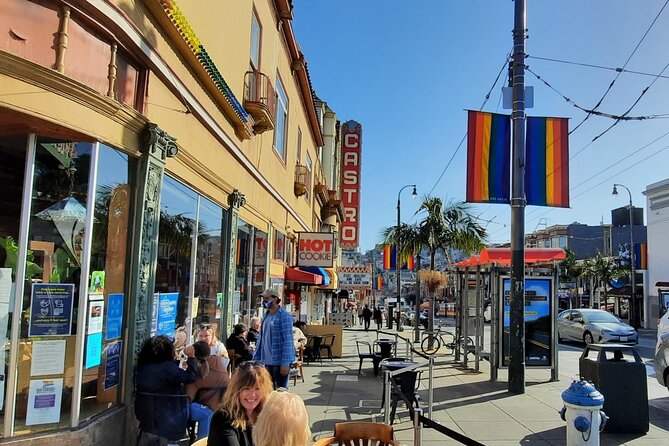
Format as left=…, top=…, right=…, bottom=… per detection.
left=238, top=360, right=265, bottom=369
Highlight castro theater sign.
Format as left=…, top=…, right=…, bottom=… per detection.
left=340, top=120, right=362, bottom=250
left=297, top=232, right=335, bottom=267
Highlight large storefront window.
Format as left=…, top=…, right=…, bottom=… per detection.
left=156, top=177, right=227, bottom=343
left=234, top=221, right=252, bottom=325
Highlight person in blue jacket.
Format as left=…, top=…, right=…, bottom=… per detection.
left=252, top=288, right=294, bottom=389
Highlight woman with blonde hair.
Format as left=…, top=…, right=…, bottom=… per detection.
left=207, top=361, right=272, bottom=446
left=252, top=390, right=311, bottom=446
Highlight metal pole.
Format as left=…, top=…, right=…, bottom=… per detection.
left=428, top=356, right=434, bottom=418
left=509, top=0, right=527, bottom=395
left=614, top=184, right=637, bottom=328
left=415, top=254, right=421, bottom=343
left=392, top=194, right=400, bottom=329
left=413, top=407, right=423, bottom=446
left=384, top=370, right=391, bottom=425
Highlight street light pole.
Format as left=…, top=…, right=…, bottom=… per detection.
left=612, top=184, right=636, bottom=328
left=391, top=184, right=417, bottom=329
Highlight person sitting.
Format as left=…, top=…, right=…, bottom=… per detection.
left=247, top=317, right=261, bottom=344
left=252, top=390, right=311, bottom=446
left=196, top=325, right=229, bottom=368
left=292, top=322, right=307, bottom=352
left=135, top=335, right=198, bottom=443
left=225, top=323, right=253, bottom=365
left=207, top=361, right=273, bottom=446
left=184, top=341, right=230, bottom=440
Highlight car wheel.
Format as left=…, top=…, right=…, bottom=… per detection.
left=584, top=332, right=594, bottom=345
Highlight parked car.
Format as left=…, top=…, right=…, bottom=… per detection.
left=557, top=309, right=638, bottom=345
left=654, top=311, right=669, bottom=390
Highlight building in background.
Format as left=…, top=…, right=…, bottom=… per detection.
left=644, top=178, right=669, bottom=328
left=0, top=0, right=343, bottom=442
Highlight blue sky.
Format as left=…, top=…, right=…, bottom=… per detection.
left=292, top=1, right=669, bottom=252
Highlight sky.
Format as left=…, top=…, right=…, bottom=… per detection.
left=291, top=1, right=669, bottom=252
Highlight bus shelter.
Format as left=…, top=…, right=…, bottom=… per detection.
left=452, top=248, right=566, bottom=382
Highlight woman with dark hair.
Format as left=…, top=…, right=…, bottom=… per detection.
left=185, top=341, right=230, bottom=440
left=135, top=335, right=199, bottom=443
left=207, top=361, right=273, bottom=446
left=225, top=323, right=253, bottom=365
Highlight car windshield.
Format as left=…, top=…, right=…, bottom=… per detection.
left=582, top=311, right=620, bottom=323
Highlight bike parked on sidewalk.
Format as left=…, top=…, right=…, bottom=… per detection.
left=420, top=327, right=474, bottom=356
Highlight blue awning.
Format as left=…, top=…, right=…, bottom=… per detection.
left=300, top=267, right=331, bottom=286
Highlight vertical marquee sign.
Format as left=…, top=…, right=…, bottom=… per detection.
left=340, top=120, right=362, bottom=250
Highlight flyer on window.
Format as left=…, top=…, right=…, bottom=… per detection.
left=87, top=295, right=104, bottom=334
left=30, top=340, right=66, bottom=376
left=29, top=283, right=74, bottom=337
left=105, top=293, right=124, bottom=340
left=26, top=378, right=63, bottom=426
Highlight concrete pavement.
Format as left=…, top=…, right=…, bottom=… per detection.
left=292, top=326, right=669, bottom=445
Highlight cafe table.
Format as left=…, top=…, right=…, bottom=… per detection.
left=373, top=338, right=397, bottom=359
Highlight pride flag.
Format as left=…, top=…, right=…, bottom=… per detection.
left=382, top=244, right=414, bottom=270
left=466, top=111, right=511, bottom=204
left=525, top=117, right=570, bottom=207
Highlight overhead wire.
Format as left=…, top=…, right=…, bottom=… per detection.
left=526, top=55, right=669, bottom=81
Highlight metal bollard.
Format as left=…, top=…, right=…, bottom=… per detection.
left=428, top=356, right=434, bottom=419
left=559, top=380, right=607, bottom=446
left=383, top=370, right=391, bottom=425
left=413, top=407, right=423, bottom=446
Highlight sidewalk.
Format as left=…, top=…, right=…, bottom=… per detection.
left=292, top=327, right=669, bottom=446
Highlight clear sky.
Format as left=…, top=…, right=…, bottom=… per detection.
left=292, top=1, right=669, bottom=252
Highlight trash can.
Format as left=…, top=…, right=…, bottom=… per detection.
left=579, top=343, right=648, bottom=434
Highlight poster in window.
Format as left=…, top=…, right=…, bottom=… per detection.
left=501, top=277, right=553, bottom=367
left=104, top=340, right=122, bottom=390
left=26, top=378, right=63, bottom=425
left=156, top=292, right=179, bottom=337
left=29, top=283, right=74, bottom=337
left=89, top=270, right=105, bottom=294
left=85, top=332, right=103, bottom=369
left=106, top=293, right=124, bottom=340
left=87, top=295, right=104, bottom=334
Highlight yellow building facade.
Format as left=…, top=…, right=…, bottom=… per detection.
left=0, top=0, right=342, bottom=442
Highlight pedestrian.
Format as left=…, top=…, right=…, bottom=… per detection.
left=252, top=288, right=294, bottom=389
left=357, top=305, right=364, bottom=326
left=252, top=390, right=311, bottom=446
left=362, top=304, right=373, bottom=331
left=184, top=341, right=230, bottom=440
left=247, top=317, right=261, bottom=344
left=373, top=306, right=382, bottom=330
left=225, top=323, right=253, bottom=366
left=207, top=361, right=273, bottom=446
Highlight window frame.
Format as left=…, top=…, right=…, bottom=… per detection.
left=273, top=75, right=288, bottom=161
left=250, top=9, right=262, bottom=70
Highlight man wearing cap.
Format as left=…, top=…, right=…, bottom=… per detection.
left=253, top=288, right=294, bottom=389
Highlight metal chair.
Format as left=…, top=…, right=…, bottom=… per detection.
left=290, top=346, right=305, bottom=385
left=313, top=421, right=397, bottom=446
left=134, top=391, right=191, bottom=445
left=319, top=334, right=336, bottom=361
left=305, top=335, right=323, bottom=363
left=356, top=340, right=382, bottom=376
left=388, top=369, right=422, bottom=425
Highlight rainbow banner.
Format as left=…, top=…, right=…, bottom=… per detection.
left=376, top=276, right=383, bottom=291
left=382, top=244, right=414, bottom=270
left=466, top=111, right=511, bottom=204
left=525, top=117, right=570, bottom=207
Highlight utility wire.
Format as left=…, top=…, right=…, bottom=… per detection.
left=527, top=55, right=669, bottom=80
left=568, top=0, right=669, bottom=135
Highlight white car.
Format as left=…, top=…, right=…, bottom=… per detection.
left=654, top=311, right=669, bottom=390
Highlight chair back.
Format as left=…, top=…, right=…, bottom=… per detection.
left=318, top=421, right=395, bottom=446
left=228, top=350, right=240, bottom=372
left=356, top=340, right=372, bottom=355
left=134, top=392, right=190, bottom=441
left=321, top=334, right=335, bottom=347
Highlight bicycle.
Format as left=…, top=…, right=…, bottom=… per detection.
left=420, top=327, right=474, bottom=356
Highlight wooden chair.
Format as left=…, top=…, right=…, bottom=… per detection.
left=313, top=422, right=397, bottom=446
left=290, top=346, right=305, bottom=386
left=227, top=349, right=239, bottom=374
left=191, top=437, right=208, bottom=446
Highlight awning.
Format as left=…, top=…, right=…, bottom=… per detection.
left=284, top=267, right=323, bottom=285
left=321, top=268, right=338, bottom=289
left=300, top=267, right=331, bottom=287
left=455, top=248, right=565, bottom=267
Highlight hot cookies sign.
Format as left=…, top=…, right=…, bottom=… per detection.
left=297, top=232, right=335, bottom=267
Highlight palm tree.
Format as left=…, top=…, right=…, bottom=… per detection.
left=381, top=196, right=487, bottom=332
left=582, top=252, right=624, bottom=312
left=559, top=248, right=583, bottom=308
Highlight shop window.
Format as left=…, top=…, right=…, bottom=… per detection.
left=252, top=230, right=267, bottom=300
left=273, top=230, right=285, bottom=262
left=235, top=221, right=252, bottom=325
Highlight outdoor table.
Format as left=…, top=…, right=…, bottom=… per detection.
left=374, top=339, right=397, bottom=359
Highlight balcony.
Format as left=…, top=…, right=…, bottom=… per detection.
left=321, top=189, right=344, bottom=222
left=243, top=70, right=277, bottom=134
left=294, top=164, right=310, bottom=197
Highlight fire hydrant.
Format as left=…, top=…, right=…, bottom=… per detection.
left=559, top=380, right=608, bottom=445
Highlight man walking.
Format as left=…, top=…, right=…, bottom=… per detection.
left=373, top=306, right=382, bottom=330
left=253, top=288, right=294, bottom=389
left=362, top=305, right=373, bottom=331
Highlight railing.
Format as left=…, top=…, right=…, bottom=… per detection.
left=243, top=70, right=276, bottom=132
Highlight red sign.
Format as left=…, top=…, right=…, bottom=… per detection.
left=297, top=232, right=335, bottom=267
left=340, top=120, right=362, bottom=249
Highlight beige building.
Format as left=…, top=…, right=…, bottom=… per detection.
left=0, top=0, right=343, bottom=442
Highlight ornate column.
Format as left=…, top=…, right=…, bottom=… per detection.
left=124, top=123, right=177, bottom=401
left=221, top=189, right=245, bottom=339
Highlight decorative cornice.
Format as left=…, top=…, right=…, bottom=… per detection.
left=228, top=189, right=246, bottom=209
left=0, top=50, right=147, bottom=135
left=143, top=123, right=178, bottom=160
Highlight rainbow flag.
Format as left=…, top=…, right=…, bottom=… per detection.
left=382, top=244, right=414, bottom=270
left=525, top=117, right=570, bottom=207
left=466, top=111, right=511, bottom=204
left=376, top=275, right=383, bottom=291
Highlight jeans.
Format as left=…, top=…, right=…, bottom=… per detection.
left=364, top=319, right=371, bottom=331
left=267, top=364, right=290, bottom=389
left=189, top=402, right=214, bottom=439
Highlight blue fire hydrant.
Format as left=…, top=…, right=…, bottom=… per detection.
left=559, top=380, right=608, bottom=445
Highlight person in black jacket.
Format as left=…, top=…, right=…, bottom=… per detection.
left=225, top=323, right=253, bottom=365
left=135, top=335, right=199, bottom=443
left=207, top=361, right=273, bottom=446
left=362, top=305, right=373, bottom=331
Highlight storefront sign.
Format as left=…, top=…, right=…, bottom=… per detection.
left=30, top=340, right=66, bottom=376
left=26, top=378, right=63, bottom=426
left=105, top=293, right=124, bottom=340
left=501, top=277, right=553, bottom=367
left=338, top=265, right=372, bottom=290
left=156, top=292, right=179, bottom=337
left=297, top=232, right=335, bottom=267
left=340, top=120, right=362, bottom=250
left=29, top=283, right=74, bottom=337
